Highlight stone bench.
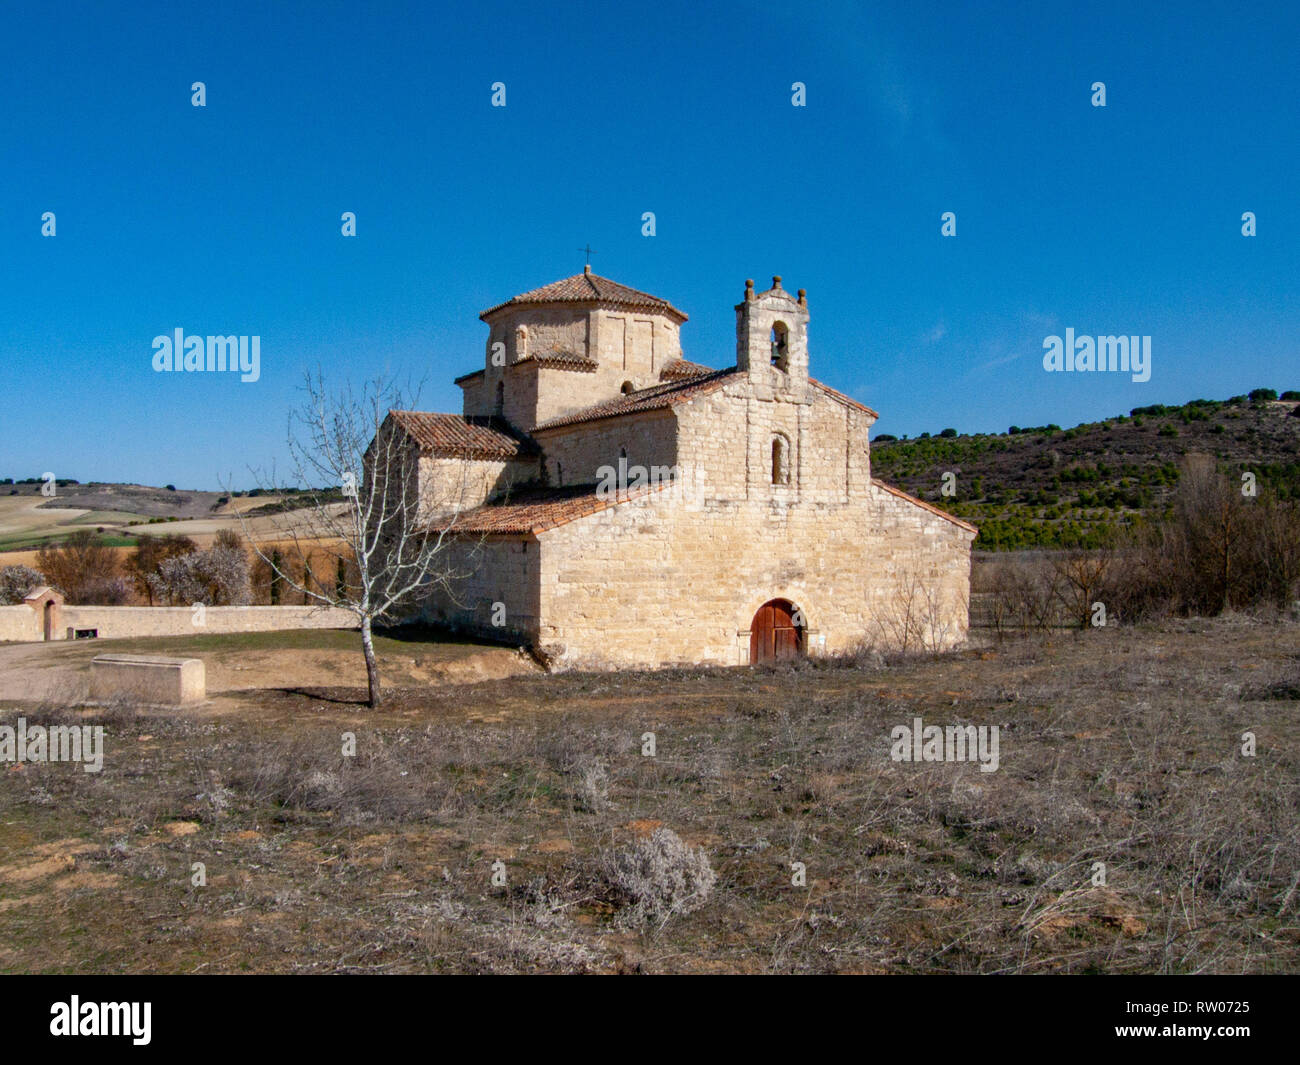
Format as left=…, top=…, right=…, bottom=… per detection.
left=90, top=654, right=206, bottom=706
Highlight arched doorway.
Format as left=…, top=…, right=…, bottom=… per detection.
left=749, top=599, right=804, bottom=663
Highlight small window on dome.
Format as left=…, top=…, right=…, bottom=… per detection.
left=621, top=380, right=636, bottom=394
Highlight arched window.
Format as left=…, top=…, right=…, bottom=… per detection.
left=495, top=380, right=504, bottom=415
left=770, top=322, right=790, bottom=371
left=771, top=434, right=791, bottom=485
left=621, top=380, right=636, bottom=394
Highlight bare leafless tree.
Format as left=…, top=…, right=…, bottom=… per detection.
left=230, top=370, right=481, bottom=707
left=866, top=568, right=966, bottom=653
left=1169, top=454, right=1246, bottom=614
left=36, top=530, right=123, bottom=604
left=1251, top=493, right=1300, bottom=609
left=1052, top=547, right=1114, bottom=628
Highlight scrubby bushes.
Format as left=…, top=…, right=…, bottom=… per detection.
left=124, top=534, right=197, bottom=604
left=147, top=532, right=251, bottom=606
left=1115, top=456, right=1300, bottom=617
left=983, top=455, right=1300, bottom=629
left=598, top=828, right=716, bottom=928
left=35, top=531, right=127, bottom=604
left=0, top=564, right=44, bottom=604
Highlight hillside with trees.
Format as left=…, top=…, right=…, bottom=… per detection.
left=871, top=389, right=1300, bottom=549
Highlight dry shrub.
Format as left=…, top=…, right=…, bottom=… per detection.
left=0, top=564, right=45, bottom=604
left=983, top=552, right=1069, bottom=633
left=230, top=733, right=443, bottom=824
left=598, top=827, right=716, bottom=929
left=35, top=531, right=120, bottom=604
left=866, top=570, right=967, bottom=653
left=979, top=457, right=1300, bottom=633
left=0, top=691, right=144, bottom=729
left=1113, top=456, right=1300, bottom=619
left=572, top=758, right=611, bottom=813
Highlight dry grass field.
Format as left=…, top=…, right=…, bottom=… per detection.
left=1, top=617, right=1297, bottom=974
left=0, top=489, right=327, bottom=560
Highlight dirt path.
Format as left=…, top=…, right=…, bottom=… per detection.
left=0, top=642, right=87, bottom=702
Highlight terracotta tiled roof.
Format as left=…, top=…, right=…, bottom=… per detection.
left=658, top=358, right=714, bottom=381
left=427, top=481, right=671, bottom=535
left=480, top=268, right=687, bottom=322
left=530, top=367, right=740, bottom=433
left=388, top=410, right=539, bottom=460
left=454, top=350, right=598, bottom=383
left=516, top=350, right=599, bottom=372
left=872, top=478, right=978, bottom=534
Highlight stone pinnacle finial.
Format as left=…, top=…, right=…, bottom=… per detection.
left=772, top=275, right=782, bottom=289
left=797, top=288, right=807, bottom=305
left=744, top=278, right=754, bottom=301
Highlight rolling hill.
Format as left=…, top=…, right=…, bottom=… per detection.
left=871, top=392, right=1300, bottom=549
left=0, top=481, right=305, bottom=554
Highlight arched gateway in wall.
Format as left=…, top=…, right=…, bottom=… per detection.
left=749, top=599, right=804, bottom=663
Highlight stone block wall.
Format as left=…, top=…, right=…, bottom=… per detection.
left=528, top=364, right=596, bottom=427
left=417, top=455, right=540, bottom=520
left=0, top=606, right=39, bottom=642
left=501, top=360, right=540, bottom=427
left=465, top=307, right=683, bottom=429
left=532, top=481, right=972, bottom=670
left=458, top=373, right=485, bottom=413
left=675, top=386, right=874, bottom=504
left=535, top=410, right=678, bottom=487
left=410, top=535, right=541, bottom=644
left=0, top=605, right=358, bottom=643
left=473, top=307, right=587, bottom=425
left=593, top=310, right=681, bottom=384
left=90, top=654, right=206, bottom=705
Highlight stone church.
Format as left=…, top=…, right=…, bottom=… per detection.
left=379, top=268, right=975, bottom=669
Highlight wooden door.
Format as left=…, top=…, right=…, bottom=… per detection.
left=750, top=600, right=802, bottom=663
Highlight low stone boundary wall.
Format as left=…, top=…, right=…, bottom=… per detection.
left=0, top=606, right=38, bottom=642
left=90, top=654, right=206, bottom=706
left=0, top=604, right=358, bottom=643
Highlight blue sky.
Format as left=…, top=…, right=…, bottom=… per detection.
left=2, top=0, right=1296, bottom=489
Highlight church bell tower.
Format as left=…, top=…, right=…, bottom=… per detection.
left=735, top=276, right=810, bottom=390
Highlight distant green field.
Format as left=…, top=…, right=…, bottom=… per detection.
left=0, top=530, right=139, bottom=552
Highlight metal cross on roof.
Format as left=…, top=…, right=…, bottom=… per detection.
left=578, top=244, right=596, bottom=267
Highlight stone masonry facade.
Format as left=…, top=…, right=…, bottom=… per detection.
left=377, top=269, right=976, bottom=669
